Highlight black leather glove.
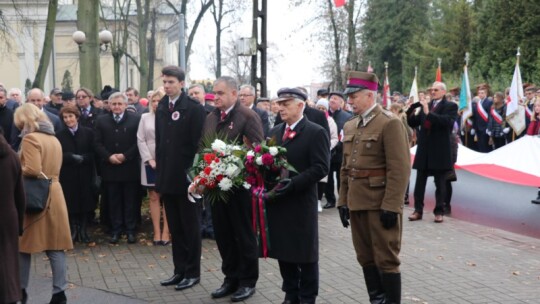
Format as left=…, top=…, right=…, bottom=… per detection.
left=337, top=205, right=350, bottom=228
left=380, top=210, right=398, bottom=229
left=72, top=154, right=84, bottom=164
left=274, top=178, right=293, bottom=197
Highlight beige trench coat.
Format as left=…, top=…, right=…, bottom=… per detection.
left=19, top=132, right=73, bottom=253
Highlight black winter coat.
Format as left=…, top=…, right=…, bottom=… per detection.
left=94, top=111, right=141, bottom=182
left=266, top=118, right=330, bottom=263
left=56, top=125, right=97, bottom=213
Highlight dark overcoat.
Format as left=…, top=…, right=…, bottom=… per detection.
left=266, top=117, right=330, bottom=263
left=0, top=136, right=25, bottom=304
left=155, top=92, right=206, bottom=195
left=56, top=125, right=97, bottom=213
left=78, top=106, right=103, bottom=129
left=94, top=111, right=141, bottom=182
left=274, top=106, right=330, bottom=136
left=407, top=97, right=458, bottom=171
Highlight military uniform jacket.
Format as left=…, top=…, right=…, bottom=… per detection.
left=94, top=111, right=141, bottom=182
left=337, top=105, right=410, bottom=214
left=155, top=93, right=206, bottom=195
left=266, top=118, right=330, bottom=263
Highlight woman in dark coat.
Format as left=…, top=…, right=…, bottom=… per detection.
left=56, top=106, right=96, bottom=243
left=0, top=131, right=25, bottom=304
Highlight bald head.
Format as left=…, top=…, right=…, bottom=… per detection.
left=26, top=88, right=45, bottom=109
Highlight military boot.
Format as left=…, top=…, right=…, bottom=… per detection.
left=362, top=266, right=385, bottom=304
left=381, top=272, right=401, bottom=304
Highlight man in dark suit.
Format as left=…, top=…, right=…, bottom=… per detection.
left=155, top=66, right=207, bottom=291
left=203, top=76, right=264, bottom=302
left=239, top=84, right=269, bottom=137
left=44, top=88, right=64, bottom=115
left=407, top=82, right=458, bottom=223
left=324, top=91, right=352, bottom=209
left=188, top=83, right=215, bottom=114
left=0, top=87, right=14, bottom=142
left=471, top=88, right=493, bottom=152
left=267, top=87, right=330, bottom=304
left=76, top=88, right=103, bottom=129
left=94, top=92, right=141, bottom=243
left=10, top=88, right=62, bottom=150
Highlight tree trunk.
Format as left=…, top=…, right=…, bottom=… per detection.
left=147, top=8, right=157, bottom=91
left=346, top=0, right=358, bottom=71
left=136, top=0, right=149, bottom=94
left=77, top=0, right=102, bottom=94
left=113, top=52, right=121, bottom=89
left=32, top=0, right=58, bottom=89
left=216, top=26, right=222, bottom=78
left=327, top=0, right=343, bottom=88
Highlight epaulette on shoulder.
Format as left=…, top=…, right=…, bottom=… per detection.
left=381, top=110, right=394, bottom=118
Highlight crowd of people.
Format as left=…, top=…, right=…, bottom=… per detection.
left=1, top=66, right=539, bottom=304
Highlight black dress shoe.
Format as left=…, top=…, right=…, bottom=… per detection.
left=160, top=274, right=183, bottom=286
left=127, top=233, right=136, bottom=244
left=49, top=291, right=67, bottom=304
left=174, top=277, right=200, bottom=290
left=322, top=202, right=335, bottom=209
left=231, top=286, right=256, bottom=302
left=109, top=233, right=120, bottom=244
left=282, top=300, right=300, bottom=304
left=211, top=282, right=238, bottom=298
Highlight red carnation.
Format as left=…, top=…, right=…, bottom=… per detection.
left=216, top=174, right=224, bottom=182
left=199, top=178, right=208, bottom=185
left=204, top=153, right=216, bottom=164
left=261, top=153, right=274, bottom=166
left=204, top=167, right=212, bottom=175
left=214, top=157, right=220, bottom=163
left=207, top=182, right=216, bottom=189
left=254, top=145, right=262, bottom=153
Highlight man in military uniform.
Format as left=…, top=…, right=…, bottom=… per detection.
left=337, top=71, right=410, bottom=304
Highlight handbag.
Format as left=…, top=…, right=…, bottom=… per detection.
left=23, top=172, right=52, bottom=214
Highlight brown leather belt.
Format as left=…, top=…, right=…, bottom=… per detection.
left=349, top=168, right=386, bottom=178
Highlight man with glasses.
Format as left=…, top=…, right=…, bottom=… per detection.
left=239, top=84, right=269, bottom=137
left=407, top=81, right=458, bottom=224
left=76, top=88, right=103, bottom=129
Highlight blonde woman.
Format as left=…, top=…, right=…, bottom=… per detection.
left=137, top=90, right=170, bottom=245
left=14, top=103, right=73, bottom=304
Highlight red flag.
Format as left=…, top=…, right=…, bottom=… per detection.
left=334, top=0, right=346, bottom=7
left=436, top=66, right=442, bottom=82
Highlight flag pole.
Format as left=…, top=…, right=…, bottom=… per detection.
left=464, top=52, right=469, bottom=147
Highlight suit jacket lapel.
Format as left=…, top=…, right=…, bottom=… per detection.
left=282, top=117, right=306, bottom=147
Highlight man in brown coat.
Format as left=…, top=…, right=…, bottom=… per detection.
left=203, top=76, right=264, bottom=302
left=337, top=71, right=410, bottom=304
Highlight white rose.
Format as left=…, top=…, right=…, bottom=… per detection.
left=211, top=139, right=227, bottom=153
left=243, top=182, right=251, bottom=189
left=256, top=156, right=263, bottom=165
left=225, top=164, right=239, bottom=177
left=218, top=177, right=233, bottom=191
left=247, top=150, right=255, bottom=157
left=269, top=147, right=278, bottom=156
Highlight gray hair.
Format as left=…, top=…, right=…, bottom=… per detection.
left=189, top=83, right=205, bottom=92
left=214, top=76, right=238, bottom=91
left=9, top=88, right=22, bottom=96
left=432, top=81, right=447, bottom=91
left=0, top=87, right=6, bottom=95
left=109, top=92, right=128, bottom=103
left=26, top=88, right=45, bottom=100
left=240, top=84, right=255, bottom=95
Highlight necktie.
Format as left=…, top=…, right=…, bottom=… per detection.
left=282, top=127, right=292, bottom=141
left=220, top=111, right=227, bottom=121
left=82, top=108, right=88, bottom=118
left=114, top=114, right=120, bottom=123
left=169, top=101, right=174, bottom=112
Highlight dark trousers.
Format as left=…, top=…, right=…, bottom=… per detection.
left=317, top=182, right=326, bottom=200
left=476, top=131, right=492, bottom=153
left=106, top=181, right=139, bottom=234
left=445, top=181, right=453, bottom=207
left=492, top=136, right=506, bottom=149
left=278, top=260, right=318, bottom=303
left=200, top=198, right=214, bottom=237
left=413, top=170, right=446, bottom=215
left=211, top=189, right=258, bottom=287
left=324, top=161, right=341, bottom=204
left=162, top=194, right=202, bottom=278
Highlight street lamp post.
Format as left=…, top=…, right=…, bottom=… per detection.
left=72, top=29, right=112, bottom=92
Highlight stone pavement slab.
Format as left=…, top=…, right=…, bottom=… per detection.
left=26, top=206, right=540, bottom=303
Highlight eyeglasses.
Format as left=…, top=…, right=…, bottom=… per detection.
left=239, top=94, right=254, bottom=98
left=77, top=95, right=89, bottom=99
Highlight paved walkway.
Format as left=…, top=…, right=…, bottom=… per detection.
left=27, top=205, right=540, bottom=303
